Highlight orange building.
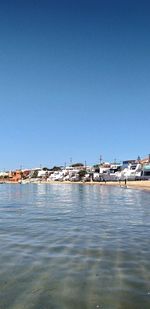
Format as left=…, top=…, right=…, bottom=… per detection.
left=9, top=170, right=22, bottom=182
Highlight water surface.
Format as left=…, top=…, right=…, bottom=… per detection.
left=0, top=184, right=150, bottom=308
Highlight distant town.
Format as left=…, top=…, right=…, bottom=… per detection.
left=0, top=155, right=150, bottom=184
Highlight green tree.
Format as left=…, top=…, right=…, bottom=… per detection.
left=32, top=170, right=38, bottom=178
left=51, top=166, right=61, bottom=171
left=71, top=163, right=84, bottom=167
left=78, top=169, right=87, bottom=180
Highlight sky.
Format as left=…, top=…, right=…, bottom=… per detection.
left=0, top=0, right=150, bottom=170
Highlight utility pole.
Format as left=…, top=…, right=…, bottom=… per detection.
left=99, top=155, right=102, bottom=165
left=149, top=154, right=150, bottom=163
left=99, top=155, right=102, bottom=175
left=70, top=157, right=72, bottom=166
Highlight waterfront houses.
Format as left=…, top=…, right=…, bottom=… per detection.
left=0, top=155, right=150, bottom=183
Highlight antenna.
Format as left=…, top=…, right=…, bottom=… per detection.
left=99, top=155, right=102, bottom=165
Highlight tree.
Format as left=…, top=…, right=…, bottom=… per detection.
left=71, top=163, right=84, bottom=167
left=31, top=170, right=38, bottom=178
left=78, top=169, right=87, bottom=180
left=51, top=166, right=61, bottom=171
left=137, top=156, right=141, bottom=162
left=43, top=167, right=51, bottom=171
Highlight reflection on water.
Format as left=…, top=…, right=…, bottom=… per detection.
left=0, top=184, right=150, bottom=308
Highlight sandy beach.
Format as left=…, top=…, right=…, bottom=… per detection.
left=41, top=180, right=150, bottom=191
left=1, top=180, right=150, bottom=192
left=99, top=180, right=150, bottom=191
left=42, top=180, right=150, bottom=191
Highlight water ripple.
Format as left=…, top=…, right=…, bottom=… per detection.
left=0, top=184, right=150, bottom=308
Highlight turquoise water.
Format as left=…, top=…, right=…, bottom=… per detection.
left=0, top=184, right=150, bottom=309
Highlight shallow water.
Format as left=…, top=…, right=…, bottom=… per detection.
left=0, top=184, right=150, bottom=308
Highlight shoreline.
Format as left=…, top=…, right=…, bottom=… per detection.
left=1, top=180, right=150, bottom=192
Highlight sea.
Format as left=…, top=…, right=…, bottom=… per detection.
left=0, top=183, right=150, bottom=309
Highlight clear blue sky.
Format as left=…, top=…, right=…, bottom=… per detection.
left=0, top=0, right=150, bottom=170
